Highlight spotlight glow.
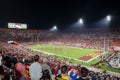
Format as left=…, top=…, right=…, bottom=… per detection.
left=79, top=18, right=83, bottom=24
left=53, top=26, right=57, bottom=30
left=106, top=15, right=111, bottom=21
left=50, top=25, right=57, bottom=31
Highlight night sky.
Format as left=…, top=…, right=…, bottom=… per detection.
left=0, top=0, right=120, bottom=30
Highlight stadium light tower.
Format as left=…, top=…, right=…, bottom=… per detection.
left=106, top=15, right=111, bottom=21
left=78, top=18, right=83, bottom=24
left=103, top=15, right=112, bottom=53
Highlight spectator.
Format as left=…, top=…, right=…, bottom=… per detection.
left=30, top=55, right=42, bottom=80
left=14, top=57, right=26, bottom=80
left=0, top=53, right=3, bottom=80
left=55, top=65, right=71, bottom=80
left=77, top=67, right=89, bottom=80
left=42, top=58, right=52, bottom=76
left=0, top=54, right=2, bottom=66
left=68, top=68, right=79, bottom=80
left=2, top=54, right=13, bottom=69
left=40, top=69, right=52, bottom=80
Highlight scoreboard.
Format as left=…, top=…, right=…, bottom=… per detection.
left=8, top=22, right=27, bottom=29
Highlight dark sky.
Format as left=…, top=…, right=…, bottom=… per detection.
left=0, top=0, right=120, bottom=30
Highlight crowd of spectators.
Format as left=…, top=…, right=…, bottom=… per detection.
left=0, top=28, right=120, bottom=49
left=108, top=52, right=120, bottom=68
left=0, top=28, right=120, bottom=80
left=0, top=42, right=120, bottom=80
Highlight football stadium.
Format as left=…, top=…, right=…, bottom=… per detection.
left=0, top=27, right=120, bottom=80
left=0, top=0, right=120, bottom=80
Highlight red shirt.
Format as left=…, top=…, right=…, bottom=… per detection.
left=15, top=63, right=26, bottom=78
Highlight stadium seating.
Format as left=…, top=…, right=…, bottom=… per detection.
left=0, top=28, right=120, bottom=80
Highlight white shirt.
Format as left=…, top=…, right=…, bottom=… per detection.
left=30, top=62, right=42, bottom=80
left=0, top=55, right=2, bottom=66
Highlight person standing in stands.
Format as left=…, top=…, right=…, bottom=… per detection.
left=41, top=58, right=53, bottom=78
left=77, top=67, right=89, bottom=80
left=0, top=53, right=3, bottom=80
left=68, top=68, right=79, bottom=80
left=55, top=65, right=71, bottom=80
left=14, top=57, right=26, bottom=80
left=30, top=55, right=42, bottom=80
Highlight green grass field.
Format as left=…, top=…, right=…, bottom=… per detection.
left=31, top=44, right=96, bottom=59
left=30, top=44, right=120, bottom=73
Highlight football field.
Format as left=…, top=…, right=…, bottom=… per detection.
left=31, top=44, right=101, bottom=62
left=30, top=44, right=120, bottom=73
